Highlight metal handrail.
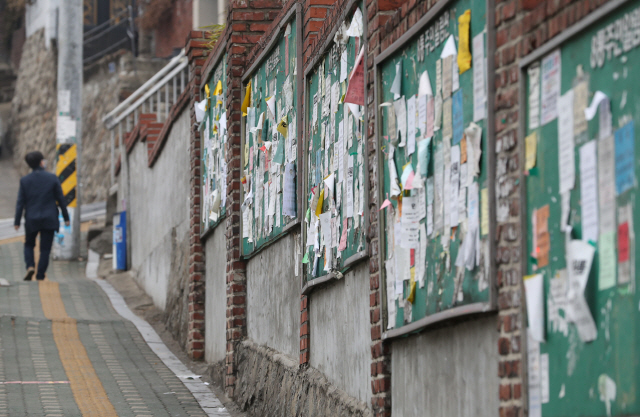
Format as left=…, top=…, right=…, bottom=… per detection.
left=102, top=49, right=186, bottom=129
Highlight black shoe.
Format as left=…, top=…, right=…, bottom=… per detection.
left=24, top=267, right=35, bottom=281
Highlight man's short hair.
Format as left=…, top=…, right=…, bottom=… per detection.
left=25, top=151, right=44, bottom=169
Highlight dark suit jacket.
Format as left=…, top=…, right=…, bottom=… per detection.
left=14, top=167, right=70, bottom=231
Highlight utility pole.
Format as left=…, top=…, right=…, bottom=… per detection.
left=55, top=0, right=83, bottom=260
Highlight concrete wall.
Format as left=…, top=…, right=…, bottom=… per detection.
left=391, top=315, right=499, bottom=416
left=309, top=262, right=372, bottom=407
left=127, top=108, right=190, bottom=309
left=205, top=225, right=227, bottom=364
left=246, top=232, right=300, bottom=359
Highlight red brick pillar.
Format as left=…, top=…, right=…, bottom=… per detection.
left=186, top=31, right=209, bottom=360
left=223, top=0, right=283, bottom=398
left=367, top=0, right=391, bottom=415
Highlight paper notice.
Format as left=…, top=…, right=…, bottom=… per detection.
left=443, top=139, right=451, bottom=230
left=400, top=196, right=420, bottom=249
left=58, top=89, right=71, bottom=113
left=566, top=239, right=597, bottom=342
left=418, top=71, right=432, bottom=97
left=617, top=203, right=633, bottom=285
left=525, top=132, right=537, bottom=171
left=389, top=157, right=401, bottom=198
left=558, top=90, right=575, bottom=193
left=338, top=218, right=348, bottom=250
left=386, top=259, right=397, bottom=329
left=528, top=65, right=541, bottom=129
left=598, top=134, right=616, bottom=233
left=331, top=82, right=340, bottom=114
left=283, top=162, right=296, bottom=217
left=427, top=96, right=435, bottom=138
left=56, top=116, right=76, bottom=142
left=320, top=212, right=332, bottom=249
left=573, top=79, right=588, bottom=136
left=528, top=333, right=542, bottom=417
left=418, top=95, right=428, bottom=138
left=598, top=231, right=616, bottom=291
left=615, top=121, right=635, bottom=195
left=599, top=97, right=612, bottom=140
left=345, top=47, right=365, bottom=106
left=541, top=50, right=561, bottom=125
left=434, top=94, right=443, bottom=131
left=535, top=205, right=550, bottom=267
left=450, top=145, right=460, bottom=226
left=338, top=120, right=345, bottom=181
left=394, top=97, right=407, bottom=147
left=442, top=56, right=453, bottom=99
left=472, top=33, right=486, bottom=121
left=417, top=223, right=427, bottom=287
left=433, top=143, right=444, bottom=235
left=442, top=98, right=452, bottom=140
left=480, top=187, right=488, bottom=236
left=340, top=50, right=348, bottom=82
left=524, top=274, right=545, bottom=342
left=391, top=61, right=402, bottom=100
left=407, top=96, right=416, bottom=155
left=579, top=140, right=598, bottom=242
left=465, top=122, right=482, bottom=178
left=418, top=137, right=431, bottom=177
left=452, top=90, right=463, bottom=144
left=346, top=156, right=354, bottom=218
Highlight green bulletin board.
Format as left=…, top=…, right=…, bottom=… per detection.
left=241, top=7, right=301, bottom=257
left=376, top=0, right=493, bottom=334
left=523, top=1, right=640, bottom=414
left=201, top=52, right=227, bottom=234
left=303, top=4, right=367, bottom=283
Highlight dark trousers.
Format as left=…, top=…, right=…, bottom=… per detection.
left=24, top=228, right=56, bottom=280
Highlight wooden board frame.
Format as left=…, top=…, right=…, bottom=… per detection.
left=373, top=0, right=497, bottom=339
left=300, top=0, right=369, bottom=295
left=239, top=4, right=304, bottom=259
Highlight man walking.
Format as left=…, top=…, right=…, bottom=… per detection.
left=14, top=151, right=70, bottom=281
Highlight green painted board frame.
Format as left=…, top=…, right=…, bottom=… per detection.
left=200, top=43, right=228, bottom=240
left=301, top=0, right=368, bottom=293
left=374, top=0, right=497, bottom=339
left=519, top=0, right=640, bottom=414
left=240, top=5, right=303, bottom=258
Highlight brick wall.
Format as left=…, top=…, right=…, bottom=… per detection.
left=185, top=31, right=209, bottom=359
left=222, top=0, right=283, bottom=398
left=365, top=0, right=389, bottom=415
left=493, top=0, right=612, bottom=415
left=155, top=0, right=194, bottom=58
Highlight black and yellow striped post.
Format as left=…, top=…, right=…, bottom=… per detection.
left=56, top=143, right=78, bottom=208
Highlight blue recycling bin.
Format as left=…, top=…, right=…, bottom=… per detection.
left=113, top=211, right=127, bottom=271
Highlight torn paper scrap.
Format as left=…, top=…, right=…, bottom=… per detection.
left=346, top=7, right=363, bottom=37
left=584, top=91, right=608, bottom=121
left=566, top=239, right=597, bottom=342
left=391, top=61, right=402, bottom=100
left=524, top=274, right=545, bottom=342
left=418, top=71, right=432, bottom=97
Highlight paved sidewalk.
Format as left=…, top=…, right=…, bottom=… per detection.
left=0, top=240, right=230, bottom=417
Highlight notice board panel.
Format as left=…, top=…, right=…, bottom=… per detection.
left=521, top=0, right=640, bottom=414
left=201, top=48, right=228, bottom=236
left=375, top=0, right=495, bottom=336
left=302, top=2, right=368, bottom=285
left=240, top=6, right=303, bottom=257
